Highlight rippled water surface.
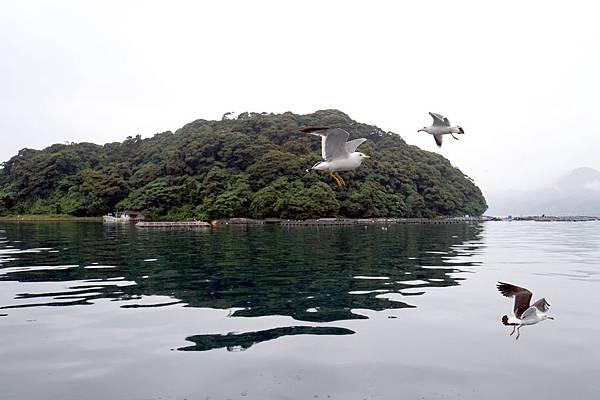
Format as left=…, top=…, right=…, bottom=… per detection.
left=1, top=221, right=599, bottom=399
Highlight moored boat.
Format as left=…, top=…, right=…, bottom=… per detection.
left=102, top=212, right=131, bottom=223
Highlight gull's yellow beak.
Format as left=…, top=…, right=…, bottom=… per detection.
left=548, top=316, right=555, bottom=320
left=364, top=155, right=371, bottom=159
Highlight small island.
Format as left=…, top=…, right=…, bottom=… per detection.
left=0, top=110, right=487, bottom=221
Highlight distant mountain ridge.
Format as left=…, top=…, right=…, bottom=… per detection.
left=487, top=167, right=600, bottom=216
left=557, top=167, right=600, bottom=191
left=0, top=110, right=487, bottom=219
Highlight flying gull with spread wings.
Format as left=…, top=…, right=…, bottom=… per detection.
left=497, top=281, right=554, bottom=340
left=418, top=112, right=464, bottom=147
left=300, top=127, right=370, bottom=187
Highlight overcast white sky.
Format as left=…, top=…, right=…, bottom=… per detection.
left=1, top=1, right=599, bottom=198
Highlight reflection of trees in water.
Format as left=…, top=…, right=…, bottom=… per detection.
left=0, top=223, right=484, bottom=322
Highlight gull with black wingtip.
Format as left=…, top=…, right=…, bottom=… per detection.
left=418, top=112, right=464, bottom=147
left=497, top=281, right=554, bottom=340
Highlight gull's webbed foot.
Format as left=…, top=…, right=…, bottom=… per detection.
left=509, top=326, right=516, bottom=336
left=451, top=134, right=459, bottom=140
left=330, top=172, right=343, bottom=187
left=336, top=173, right=346, bottom=187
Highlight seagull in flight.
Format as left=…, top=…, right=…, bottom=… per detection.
left=497, top=281, right=554, bottom=340
left=300, top=127, right=370, bottom=187
left=418, top=112, right=464, bottom=147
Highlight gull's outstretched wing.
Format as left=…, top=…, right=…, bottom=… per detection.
left=300, top=127, right=330, bottom=159
left=345, top=138, right=367, bottom=153
left=531, top=298, right=550, bottom=312
left=429, top=112, right=451, bottom=127
left=299, top=127, right=330, bottom=134
left=497, top=282, right=533, bottom=319
left=520, top=306, right=538, bottom=322
left=323, top=128, right=351, bottom=160
left=434, top=134, right=443, bottom=147
left=300, top=127, right=351, bottom=160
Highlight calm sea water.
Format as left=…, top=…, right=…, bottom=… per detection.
left=0, top=221, right=599, bottom=400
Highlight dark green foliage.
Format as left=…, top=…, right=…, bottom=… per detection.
left=0, top=110, right=487, bottom=218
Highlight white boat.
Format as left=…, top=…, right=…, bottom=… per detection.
left=102, top=212, right=131, bottom=223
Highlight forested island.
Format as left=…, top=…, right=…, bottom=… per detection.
left=0, top=110, right=487, bottom=220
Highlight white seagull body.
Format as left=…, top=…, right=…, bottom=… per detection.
left=497, top=281, right=554, bottom=340
left=418, top=112, right=464, bottom=147
left=301, top=127, right=370, bottom=187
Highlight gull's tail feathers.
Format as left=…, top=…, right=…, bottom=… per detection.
left=502, top=314, right=519, bottom=326
left=307, top=161, right=322, bottom=172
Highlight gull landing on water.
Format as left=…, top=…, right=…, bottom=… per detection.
left=418, top=112, right=464, bottom=147
left=497, top=282, right=554, bottom=340
left=300, top=127, right=370, bottom=187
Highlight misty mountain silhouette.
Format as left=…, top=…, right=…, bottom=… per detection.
left=487, top=167, right=600, bottom=216
left=557, top=167, right=600, bottom=191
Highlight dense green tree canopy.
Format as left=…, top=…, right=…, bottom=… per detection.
left=0, top=110, right=487, bottom=219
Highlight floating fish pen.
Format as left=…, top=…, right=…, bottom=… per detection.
left=210, top=218, right=264, bottom=226
left=281, top=218, right=469, bottom=227
left=136, top=221, right=210, bottom=228
left=513, top=216, right=600, bottom=222
left=281, top=219, right=359, bottom=227
left=394, top=218, right=466, bottom=224
left=366, top=218, right=468, bottom=225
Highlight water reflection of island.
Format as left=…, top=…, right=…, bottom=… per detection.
left=0, top=223, right=484, bottom=348
left=178, top=326, right=355, bottom=352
